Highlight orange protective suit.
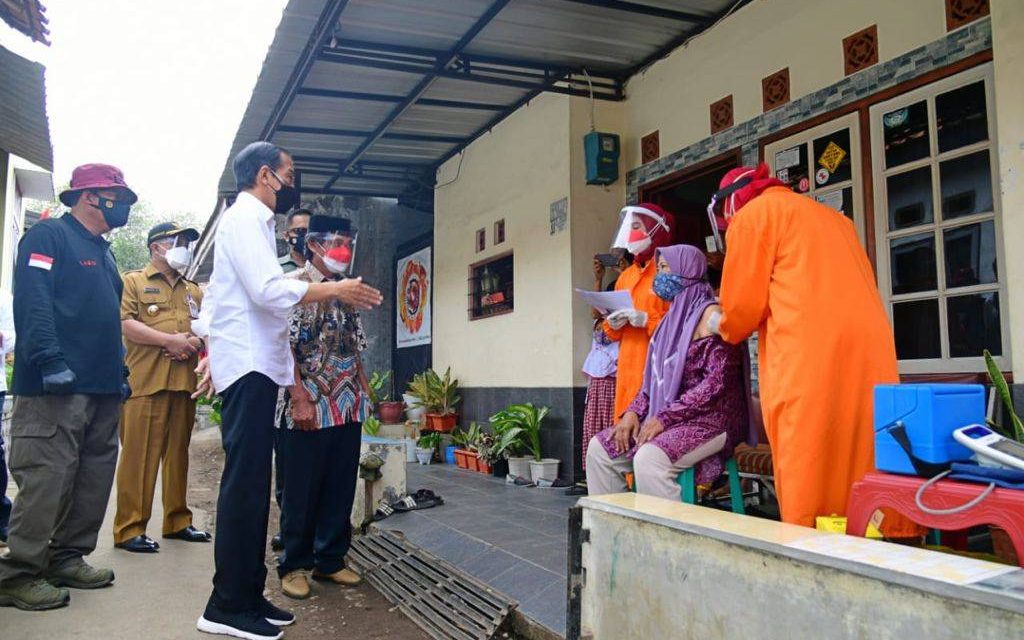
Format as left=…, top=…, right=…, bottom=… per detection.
left=604, top=259, right=670, bottom=419
left=718, top=186, right=906, bottom=531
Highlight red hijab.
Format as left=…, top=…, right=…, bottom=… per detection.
left=714, top=164, right=786, bottom=229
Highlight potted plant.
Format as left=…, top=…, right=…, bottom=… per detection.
left=490, top=403, right=556, bottom=482
left=984, top=350, right=1023, bottom=565
left=451, top=423, right=482, bottom=470
left=362, top=415, right=381, bottom=437
left=416, top=432, right=440, bottom=465
left=407, top=368, right=461, bottom=432
left=477, top=432, right=508, bottom=477
left=403, top=420, right=419, bottom=463
left=369, top=370, right=405, bottom=424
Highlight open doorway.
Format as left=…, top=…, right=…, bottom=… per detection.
left=638, top=149, right=742, bottom=288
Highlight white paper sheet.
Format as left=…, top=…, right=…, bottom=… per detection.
left=775, top=146, right=801, bottom=170
left=575, top=289, right=635, bottom=315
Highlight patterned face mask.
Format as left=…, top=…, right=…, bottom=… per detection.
left=653, top=272, right=699, bottom=301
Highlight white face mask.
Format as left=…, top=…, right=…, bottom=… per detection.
left=626, top=235, right=652, bottom=256
left=165, top=246, right=192, bottom=273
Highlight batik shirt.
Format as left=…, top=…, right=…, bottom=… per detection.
left=276, top=263, right=371, bottom=429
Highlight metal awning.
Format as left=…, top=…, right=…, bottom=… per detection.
left=218, top=0, right=747, bottom=208
left=0, top=0, right=50, bottom=45
left=0, top=44, right=53, bottom=171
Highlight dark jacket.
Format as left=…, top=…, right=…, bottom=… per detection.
left=12, top=215, right=124, bottom=396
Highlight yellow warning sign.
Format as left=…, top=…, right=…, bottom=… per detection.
left=818, top=141, right=847, bottom=174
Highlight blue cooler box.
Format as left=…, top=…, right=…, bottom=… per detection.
left=874, top=384, right=983, bottom=475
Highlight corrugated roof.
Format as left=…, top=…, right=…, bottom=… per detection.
left=0, top=44, right=53, bottom=171
left=0, top=0, right=50, bottom=45
left=217, top=0, right=748, bottom=205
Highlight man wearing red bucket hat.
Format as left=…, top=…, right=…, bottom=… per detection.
left=0, top=164, right=136, bottom=611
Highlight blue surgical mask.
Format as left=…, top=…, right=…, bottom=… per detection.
left=653, top=272, right=688, bottom=301
left=93, top=194, right=131, bottom=229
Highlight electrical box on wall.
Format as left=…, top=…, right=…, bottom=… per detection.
left=584, top=131, right=620, bottom=185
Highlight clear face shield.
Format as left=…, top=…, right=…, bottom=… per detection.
left=612, top=206, right=669, bottom=254
left=705, top=173, right=755, bottom=253
left=307, top=230, right=356, bottom=275
left=157, top=234, right=195, bottom=273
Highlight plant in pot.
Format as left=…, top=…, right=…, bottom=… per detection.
left=983, top=350, right=1023, bottom=565
left=416, top=432, right=440, bottom=465
left=473, top=432, right=496, bottom=474
left=451, top=423, right=482, bottom=470
left=407, top=368, right=461, bottom=432
left=369, top=370, right=405, bottom=424
left=490, top=403, right=554, bottom=482
left=362, top=415, right=381, bottom=437
left=477, top=431, right=509, bottom=477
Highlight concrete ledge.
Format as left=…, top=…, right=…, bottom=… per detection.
left=577, top=494, right=1023, bottom=639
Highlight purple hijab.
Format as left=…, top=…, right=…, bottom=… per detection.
left=641, top=245, right=717, bottom=419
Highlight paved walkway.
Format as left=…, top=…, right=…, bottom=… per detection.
left=374, top=462, right=578, bottom=636
left=0, top=429, right=219, bottom=640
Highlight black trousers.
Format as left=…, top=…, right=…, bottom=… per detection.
left=207, top=372, right=277, bottom=613
left=276, top=423, right=361, bottom=577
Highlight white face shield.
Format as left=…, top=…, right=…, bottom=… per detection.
left=611, top=205, right=670, bottom=251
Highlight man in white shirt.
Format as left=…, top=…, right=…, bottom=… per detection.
left=0, top=289, right=14, bottom=544
left=192, top=141, right=382, bottom=640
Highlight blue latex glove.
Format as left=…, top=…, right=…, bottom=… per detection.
left=42, top=366, right=77, bottom=395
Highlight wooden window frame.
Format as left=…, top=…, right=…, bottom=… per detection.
left=467, top=250, right=514, bottom=321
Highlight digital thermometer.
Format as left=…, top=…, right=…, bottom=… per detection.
left=953, top=424, right=1024, bottom=471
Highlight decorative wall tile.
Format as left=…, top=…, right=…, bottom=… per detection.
left=946, top=0, right=989, bottom=31
left=640, top=130, right=660, bottom=164
left=844, top=25, right=879, bottom=75
left=761, top=67, right=790, bottom=112
left=710, top=95, right=734, bottom=134
left=626, top=18, right=992, bottom=204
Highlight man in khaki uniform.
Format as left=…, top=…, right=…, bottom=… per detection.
left=113, top=222, right=211, bottom=553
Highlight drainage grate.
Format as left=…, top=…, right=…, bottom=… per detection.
left=348, top=531, right=517, bottom=640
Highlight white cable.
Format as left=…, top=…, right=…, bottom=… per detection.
left=914, top=470, right=995, bottom=516
left=582, top=68, right=596, bottom=132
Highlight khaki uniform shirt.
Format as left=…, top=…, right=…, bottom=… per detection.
left=121, top=263, right=203, bottom=397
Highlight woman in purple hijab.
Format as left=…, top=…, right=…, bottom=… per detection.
left=587, top=244, right=747, bottom=501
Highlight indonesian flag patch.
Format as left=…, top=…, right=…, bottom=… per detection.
left=28, top=253, right=53, bottom=271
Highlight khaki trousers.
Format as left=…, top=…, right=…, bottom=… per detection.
left=113, top=390, right=195, bottom=543
left=0, top=394, right=120, bottom=586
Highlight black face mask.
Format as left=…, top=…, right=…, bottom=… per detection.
left=269, top=169, right=300, bottom=214
left=288, top=229, right=307, bottom=256
left=92, top=194, right=131, bottom=229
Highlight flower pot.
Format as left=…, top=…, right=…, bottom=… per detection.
left=403, top=394, right=426, bottom=423
left=444, top=445, right=458, bottom=465
left=379, top=401, right=405, bottom=424
left=529, top=458, right=560, bottom=483
left=454, top=449, right=471, bottom=469
left=467, top=451, right=481, bottom=472
left=491, top=458, right=509, bottom=477
left=426, top=413, right=457, bottom=432
left=477, top=458, right=493, bottom=474
left=991, top=526, right=1019, bottom=565
left=415, top=447, right=434, bottom=465
left=507, top=456, right=532, bottom=479
left=405, top=438, right=418, bottom=463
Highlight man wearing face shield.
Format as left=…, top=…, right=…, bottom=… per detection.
left=191, top=142, right=382, bottom=640
left=604, top=204, right=675, bottom=420
left=0, top=164, right=135, bottom=611
left=274, top=215, right=368, bottom=600
left=113, top=223, right=211, bottom=554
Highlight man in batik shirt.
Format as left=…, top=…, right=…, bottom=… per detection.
left=276, top=215, right=369, bottom=600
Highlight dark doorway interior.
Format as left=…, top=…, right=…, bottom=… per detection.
left=638, top=151, right=741, bottom=289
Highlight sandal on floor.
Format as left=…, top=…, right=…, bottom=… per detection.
left=391, top=492, right=444, bottom=513
left=373, top=500, right=395, bottom=522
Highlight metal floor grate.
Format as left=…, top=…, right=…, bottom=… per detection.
left=348, top=531, right=518, bottom=640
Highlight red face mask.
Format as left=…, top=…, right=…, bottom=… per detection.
left=323, top=245, right=352, bottom=275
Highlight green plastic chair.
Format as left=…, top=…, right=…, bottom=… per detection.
left=628, top=457, right=745, bottom=515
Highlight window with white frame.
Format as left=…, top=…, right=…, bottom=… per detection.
left=765, top=113, right=866, bottom=243
left=870, top=64, right=1008, bottom=373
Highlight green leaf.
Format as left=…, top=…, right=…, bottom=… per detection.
left=984, top=350, right=1024, bottom=443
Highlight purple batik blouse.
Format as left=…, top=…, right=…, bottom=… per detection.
left=596, top=335, right=747, bottom=485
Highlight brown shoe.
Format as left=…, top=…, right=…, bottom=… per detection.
left=280, top=571, right=311, bottom=600
left=312, top=567, right=362, bottom=586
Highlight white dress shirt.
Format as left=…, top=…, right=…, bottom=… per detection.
left=0, top=290, right=14, bottom=393
left=194, top=192, right=309, bottom=392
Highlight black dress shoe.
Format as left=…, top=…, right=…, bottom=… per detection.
left=271, top=533, right=283, bottom=551
left=163, top=526, right=212, bottom=542
left=115, top=535, right=159, bottom=553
